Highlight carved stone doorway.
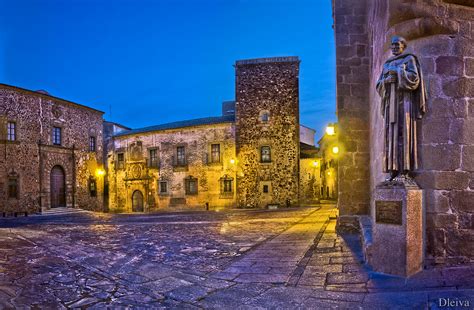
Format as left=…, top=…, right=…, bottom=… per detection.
left=132, top=190, right=144, bottom=212
left=50, top=165, right=66, bottom=208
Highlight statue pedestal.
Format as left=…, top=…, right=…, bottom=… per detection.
left=369, top=180, right=424, bottom=277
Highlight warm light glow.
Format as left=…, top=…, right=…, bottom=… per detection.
left=95, top=168, right=106, bottom=177
left=311, top=161, right=319, bottom=167
left=332, top=146, right=339, bottom=154
left=230, top=159, right=236, bottom=164
left=327, top=171, right=331, bottom=176
left=326, top=125, right=335, bottom=136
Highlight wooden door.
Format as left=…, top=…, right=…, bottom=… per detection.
left=50, top=166, right=66, bottom=208
left=132, top=190, right=144, bottom=212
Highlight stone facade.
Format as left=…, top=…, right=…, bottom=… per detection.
left=333, top=0, right=474, bottom=265
left=108, top=121, right=237, bottom=212
left=235, top=57, right=300, bottom=208
left=0, top=84, right=105, bottom=213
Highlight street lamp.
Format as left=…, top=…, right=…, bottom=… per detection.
left=326, top=124, right=336, bottom=136
left=311, top=160, right=319, bottom=167
left=332, top=146, right=339, bottom=154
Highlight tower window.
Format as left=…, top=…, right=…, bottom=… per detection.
left=89, top=136, right=96, bottom=152
left=260, top=146, right=271, bottom=163
left=8, top=177, right=19, bottom=199
left=263, top=185, right=269, bottom=193
left=149, top=149, right=159, bottom=168
left=259, top=110, right=270, bottom=123
left=177, top=146, right=186, bottom=166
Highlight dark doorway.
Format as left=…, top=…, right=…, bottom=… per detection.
left=132, top=190, right=144, bottom=212
left=50, top=165, right=66, bottom=208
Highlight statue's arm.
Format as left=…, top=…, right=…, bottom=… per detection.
left=397, top=56, right=420, bottom=91
left=376, top=72, right=386, bottom=116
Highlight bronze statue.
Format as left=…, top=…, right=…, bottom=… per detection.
left=376, top=36, right=426, bottom=181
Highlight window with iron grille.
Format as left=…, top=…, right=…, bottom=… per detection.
left=159, top=181, right=168, bottom=194
left=177, top=146, right=186, bottom=166
left=117, top=153, right=125, bottom=169
left=185, top=176, right=198, bottom=195
left=52, top=127, right=61, bottom=145
left=149, top=149, right=159, bottom=167
left=7, top=122, right=16, bottom=141
left=211, top=144, right=220, bottom=163
left=263, top=185, right=269, bottom=193
left=89, top=136, right=96, bottom=152
left=8, top=177, right=18, bottom=199
left=260, top=146, right=271, bottom=163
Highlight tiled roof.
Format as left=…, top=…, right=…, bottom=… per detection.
left=114, top=114, right=235, bottom=137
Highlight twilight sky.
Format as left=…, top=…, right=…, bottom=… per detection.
left=0, top=0, right=335, bottom=140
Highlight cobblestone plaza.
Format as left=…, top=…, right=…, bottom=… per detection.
left=0, top=205, right=472, bottom=308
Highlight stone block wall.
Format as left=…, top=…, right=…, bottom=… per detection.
left=335, top=0, right=474, bottom=265
left=108, top=123, right=236, bottom=212
left=333, top=0, right=371, bottom=217
left=235, top=57, right=300, bottom=208
left=0, top=84, right=104, bottom=212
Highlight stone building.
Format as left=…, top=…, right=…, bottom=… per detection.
left=0, top=84, right=105, bottom=214
left=333, top=0, right=474, bottom=265
left=318, top=123, right=338, bottom=200
left=107, top=57, right=320, bottom=212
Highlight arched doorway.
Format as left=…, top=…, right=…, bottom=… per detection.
left=132, top=190, right=144, bottom=212
left=50, top=165, right=66, bottom=208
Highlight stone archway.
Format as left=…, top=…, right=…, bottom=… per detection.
left=132, top=190, right=144, bottom=212
left=50, top=165, right=66, bottom=208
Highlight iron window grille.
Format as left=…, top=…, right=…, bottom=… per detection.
left=210, top=144, right=220, bottom=163
left=185, top=176, right=198, bottom=195
left=89, top=136, right=96, bottom=152
left=52, top=127, right=62, bottom=145
left=176, top=146, right=186, bottom=166
left=260, top=146, right=271, bottom=163
left=159, top=181, right=168, bottom=194
left=7, top=122, right=16, bottom=141
left=149, top=149, right=159, bottom=168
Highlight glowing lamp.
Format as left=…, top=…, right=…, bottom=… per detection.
left=332, top=146, right=339, bottom=154
left=327, top=171, right=331, bottom=176
left=230, top=159, right=236, bottom=165
left=95, top=168, right=106, bottom=177
left=326, top=125, right=335, bottom=136
left=311, top=161, right=319, bottom=167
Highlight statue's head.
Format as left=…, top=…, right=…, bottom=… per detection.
left=391, top=36, right=407, bottom=56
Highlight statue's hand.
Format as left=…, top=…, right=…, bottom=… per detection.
left=385, top=74, right=397, bottom=84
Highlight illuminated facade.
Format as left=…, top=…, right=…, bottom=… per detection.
left=107, top=57, right=321, bottom=211
left=0, top=84, right=105, bottom=214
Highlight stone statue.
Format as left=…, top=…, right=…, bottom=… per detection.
left=376, top=36, right=426, bottom=181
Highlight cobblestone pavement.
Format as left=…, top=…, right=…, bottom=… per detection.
left=0, top=204, right=473, bottom=309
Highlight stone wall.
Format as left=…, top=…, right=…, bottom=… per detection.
left=335, top=0, right=474, bottom=265
left=0, top=84, right=104, bottom=213
left=108, top=123, right=237, bottom=212
left=235, top=57, right=300, bottom=208
left=333, top=0, right=371, bottom=217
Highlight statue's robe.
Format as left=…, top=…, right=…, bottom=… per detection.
left=376, top=53, right=426, bottom=174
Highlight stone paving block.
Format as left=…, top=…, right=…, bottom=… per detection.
left=210, top=271, right=239, bottom=281
left=198, top=285, right=269, bottom=309
left=166, top=284, right=213, bottom=303
left=329, top=256, right=362, bottom=264
left=362, top=291, right=429, bottom=309
left=305, top=264, right=343, bottom=273
left=234, top=273, right=288, bottom=284
left=325, top=283, right=368, bottom=293
left=198, top=277, right=233, bottom=290
left=224, top=266, right=272, bottom=274
left=140, top=276, right=193, bottom=293
left=326, top=272, right=369, bottom=285
left=297, top=275, right=326, bottom=287
left=299, top=297, right=358, bottom=309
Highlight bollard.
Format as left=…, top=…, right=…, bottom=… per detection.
left=205, top=202, right=209, bottom=211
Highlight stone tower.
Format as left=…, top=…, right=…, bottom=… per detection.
left=235, top=57, right=300, bottom=208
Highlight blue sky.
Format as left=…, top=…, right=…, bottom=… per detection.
left=0, top=0, right=335, bottom=140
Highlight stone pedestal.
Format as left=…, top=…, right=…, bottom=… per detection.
left=369, top=181, right=424, bottom=277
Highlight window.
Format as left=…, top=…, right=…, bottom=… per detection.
left=263, top=185, right=269, bottom=193
left=89, top=178, right=97, bottom=197
left=220, top=175, right=233, bottom=197
left=185, top=176, right=198, bottom=195
left=149, top=149, right=159, bottom=168
left=211, top=144, right=220, bottom=163
left=89, top=136, right=96, bottom=152
left=261, top=146, right=271, bottom=163
left=52, top=127, right=61, bottom=145
left=177, top=146, right=186, bottom=166
left=8, top=177, right=18, bottom=199
left=259, top=110, right=270, bottom=123
left=117, top=153, right=125, bottom=169
left=159, top=181, right=168, bottom=194
left=7, top=122, right=16, bottom=141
